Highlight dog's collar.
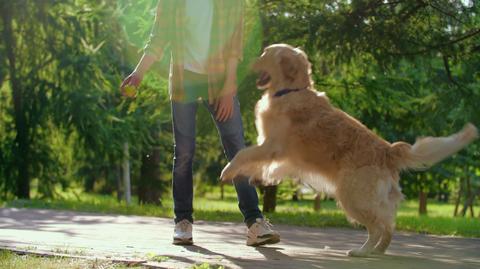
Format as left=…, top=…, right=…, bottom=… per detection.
left=273, top=88, right=301, bottom=97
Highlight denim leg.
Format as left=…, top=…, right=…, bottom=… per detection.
left=203, top=97, right=263, bottom=226
left=171, top=101, right=198, bottom=224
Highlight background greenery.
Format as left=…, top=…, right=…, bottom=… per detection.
left=0, top=0, right=479, bottom=234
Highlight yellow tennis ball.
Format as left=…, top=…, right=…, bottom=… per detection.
left=124, top=85, right=137, bottom=97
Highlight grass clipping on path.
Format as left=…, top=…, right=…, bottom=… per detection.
left=2, top=186, right=480, bottom=238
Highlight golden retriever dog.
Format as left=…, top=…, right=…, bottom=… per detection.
left=221, top=44, right=478, bottom=257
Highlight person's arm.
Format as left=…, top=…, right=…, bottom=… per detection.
left=121, top=1, right=171, bottom=97
left=223, top=57, right=239, bottom=95
left=120, top=54, right=156, bottom=97
left=214, top=1, right=245, bottom=121
left=225, top=1, right=245, bottom=62
left=215, top=57, right=238, bottom=122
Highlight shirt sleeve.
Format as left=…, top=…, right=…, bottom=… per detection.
left=224, top=0, right=245, bottom=61
left=143, top=0, right=173, bottom=61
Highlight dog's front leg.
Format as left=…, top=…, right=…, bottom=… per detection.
left=220, top=143, right=278, bottom=182
left=220, top=161, right=240, bottom=182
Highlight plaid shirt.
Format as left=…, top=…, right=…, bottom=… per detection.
left=144, top=0, right=245, bottom=103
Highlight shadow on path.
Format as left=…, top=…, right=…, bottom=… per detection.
left=1, top=207, right=479, bottom=269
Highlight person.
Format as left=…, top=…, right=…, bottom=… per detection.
left=120, top=0, right=280, bottom=246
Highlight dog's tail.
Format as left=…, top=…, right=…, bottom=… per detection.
left=390, top=123, right=478, bottom=171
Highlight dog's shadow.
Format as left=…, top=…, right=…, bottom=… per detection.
left=179, top=244, right=460, bottom=269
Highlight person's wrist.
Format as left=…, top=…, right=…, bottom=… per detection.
left=225, top=74, right=237, bottom=84
left=222, top=86, right=237, bottom=96
left=224, top=78, right=237, bottom=92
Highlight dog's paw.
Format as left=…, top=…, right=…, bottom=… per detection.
left=220, top=162, right=238, bottom=182
left=459, top=123, right=478, bottom=142
left=347, top=248, right=370, bottom=257
left=371, top=248, right=387, bottom=255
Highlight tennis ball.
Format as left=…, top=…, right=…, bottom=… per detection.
left=124, top=85, right=137, bottom=98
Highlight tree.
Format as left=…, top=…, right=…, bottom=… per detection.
left=0, top=0, right=171, bottom=201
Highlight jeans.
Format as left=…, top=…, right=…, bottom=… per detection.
left=171, top=71, right=263, bottom=226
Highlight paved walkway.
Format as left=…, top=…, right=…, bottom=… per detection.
left=0, top=208, right=479, bottom=268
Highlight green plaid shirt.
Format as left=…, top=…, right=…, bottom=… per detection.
left=144, top=0, right=245, bottom=103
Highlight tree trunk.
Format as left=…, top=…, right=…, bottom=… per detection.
left=1, top=2, right=30, bottom=199
left=116, top=165, right=122, bottom=202
left=262, top=185, right=277, bottom=213
left=220, top=183, right=224, bottom=200
left=138, top=145, right=163, bottom=205
left=314, top=193, right=321, bottom=212
left=460, top=193, right=476, bottom=217
left=122, top=143, right=131, bottom=205
left=419, top=190, right=427, bottom=215
left=461, top=183, right=478, bottom=218
left=292, top=191, right=299, bottom=201
left=84, top=175, right=95, bottom=192
left=453, top=178, right=463, bottom=216
left=461, top=176, right=475, bottom=217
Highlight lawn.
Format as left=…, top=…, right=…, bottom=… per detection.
left=0, top=250, right=223, bottom=269
left=2, top=185, right=479, bottom=237
left=0, top=250, right=140, bottom=269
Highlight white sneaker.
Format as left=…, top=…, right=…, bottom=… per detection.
left=246, top=218, right=280, bottom=247
left=173, top=219, right=193, bottom=245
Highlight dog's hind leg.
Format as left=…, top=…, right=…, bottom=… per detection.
left=373, top=194, right=400, bottom=254
left=373, top=224, right=393, bottom=254
left=337, top=167, right=390, bottom=257
left=347, top=221, right=383, bottom=257
left=338, top=194, right=383, bottom=257
left=374, top=177, right=402, bottom=254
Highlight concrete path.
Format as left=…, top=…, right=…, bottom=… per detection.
left=0, top=207, right=479, bottom=269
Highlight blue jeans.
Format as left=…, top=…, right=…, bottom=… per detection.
left=171, top=72, right=263, bottom=226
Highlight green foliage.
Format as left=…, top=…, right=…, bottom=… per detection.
left=0, top=250, right=144, bottom=269
left=0, top=1, right=478, bottom=210
left=0, top=0, right=172, bottom=199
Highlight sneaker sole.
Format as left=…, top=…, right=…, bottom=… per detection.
left=173, top=238, right=193, bottom=246
left=247, top=234, right=280, bottom=247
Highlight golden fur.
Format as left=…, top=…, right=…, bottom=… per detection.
left=221, top=44, right=479, bottom=256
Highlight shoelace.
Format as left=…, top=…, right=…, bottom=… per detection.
left=177, top=220, right=190, bottom=232
left=259, top=218, right=274, bottom=230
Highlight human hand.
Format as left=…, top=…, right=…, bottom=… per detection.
left=215, top=92, right=235, bottom=122
left=120, top=71, right=143, bottom=98
left=215, top=77, right=237, bottom=122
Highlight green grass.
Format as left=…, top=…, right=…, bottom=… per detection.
left=0, top=250, right=224, bottom=269
left=2, top=185, right=479, bottom=237
left=0, top=250, right=142, bottom=269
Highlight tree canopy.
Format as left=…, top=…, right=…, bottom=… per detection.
left=0, top=0, right=478, bottom=214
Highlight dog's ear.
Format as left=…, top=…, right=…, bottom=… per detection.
left=279, top=54, right=299, bottom=82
